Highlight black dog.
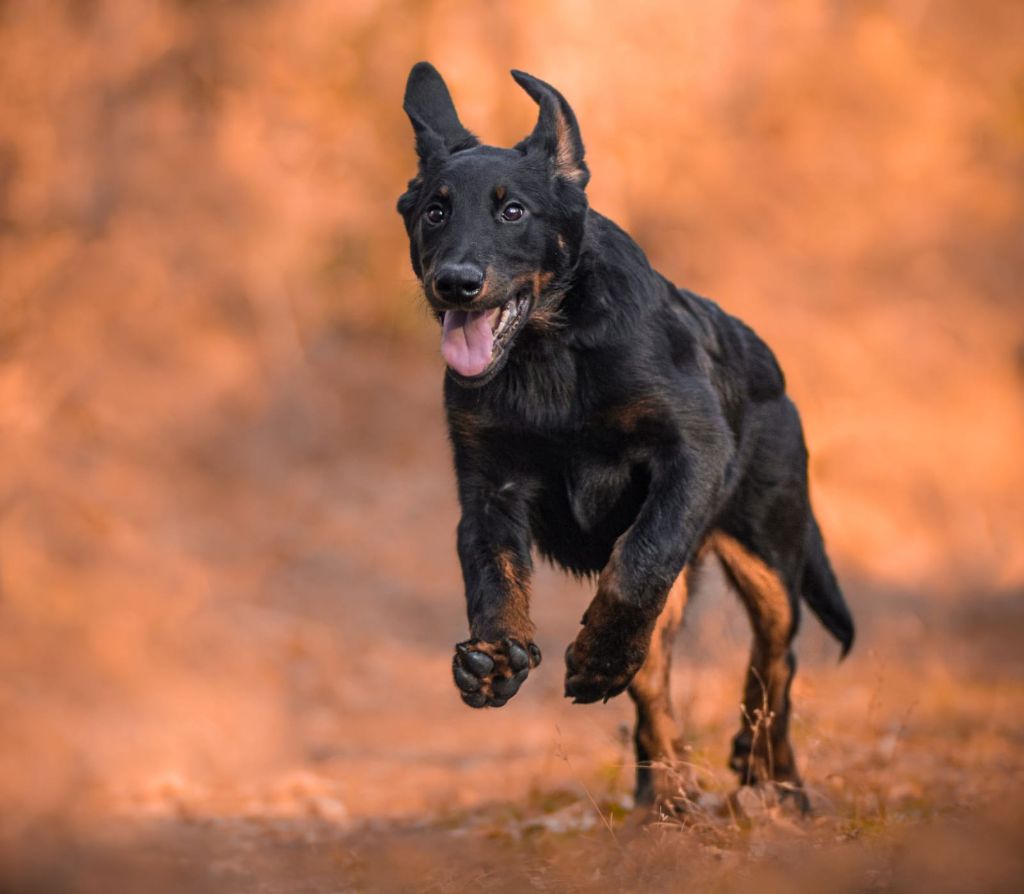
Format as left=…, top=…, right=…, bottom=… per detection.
left=396, top=62, right=854, bottom=809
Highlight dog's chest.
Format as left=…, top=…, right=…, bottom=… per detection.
left=563, top=446, right=647, bottom=536
left=524, top=443, right=647, bottom=576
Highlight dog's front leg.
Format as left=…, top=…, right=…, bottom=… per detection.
left=565, top=428, right=733, bottom=704
left=450, top=478, right=541, bottom=708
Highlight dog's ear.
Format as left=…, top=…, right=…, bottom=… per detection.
left=511, top=70, right=589, bottom=188
left=403, top=62, right=479, bottom=166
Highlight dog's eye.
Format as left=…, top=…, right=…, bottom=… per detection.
left=500, top=203, right=525, bottom=222
left=424, top=204, right=446, bottom=225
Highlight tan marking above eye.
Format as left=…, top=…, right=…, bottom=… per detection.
left=438, top=184, right=450, bottom=198
left=495, top=185, right=507, bottom=201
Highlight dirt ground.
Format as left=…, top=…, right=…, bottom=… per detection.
left=1, top=2, right=1023, bottom=892
left=2, top=338, right=1023, bottom=894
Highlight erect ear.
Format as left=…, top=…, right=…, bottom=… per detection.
left=511, top=70, right=589, bottom=188
left=403, top=62, right=479, bottom=166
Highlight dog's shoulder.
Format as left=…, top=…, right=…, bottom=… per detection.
left=672, top=287, right=786, bottom=403
left=568, top=213, right=787, bottom=413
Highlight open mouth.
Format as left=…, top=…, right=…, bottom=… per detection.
left=440, top=294, right=531, bottom=383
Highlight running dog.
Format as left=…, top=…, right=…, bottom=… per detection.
left=396, top=62, right=854, bottom=810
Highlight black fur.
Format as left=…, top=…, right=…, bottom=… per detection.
left=397, top=63, right=853, bottom=794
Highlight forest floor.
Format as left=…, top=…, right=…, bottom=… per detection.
left=2, top=339, right=1022, bottom=893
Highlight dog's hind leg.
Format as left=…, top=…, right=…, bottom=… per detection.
left=711, top=529, right=808, bottom=809
left=627, top=568, right=691, bottom=809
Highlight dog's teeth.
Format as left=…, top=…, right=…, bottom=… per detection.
left=494, top=303, right=513, bottom=337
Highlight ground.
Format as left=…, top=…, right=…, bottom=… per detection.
left=1, top=338, right=1022, bottom=893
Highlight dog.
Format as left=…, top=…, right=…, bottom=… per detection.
left=396, top=62, right=854, bottom=811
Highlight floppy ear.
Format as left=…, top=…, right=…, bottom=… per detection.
left=403, top=62, right=479, bottom=166
left=511, top=70, right=589, bottom=187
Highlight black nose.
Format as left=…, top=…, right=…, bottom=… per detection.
left=434, top=263, right=485, bottom=302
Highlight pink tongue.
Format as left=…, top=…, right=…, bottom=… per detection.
left=441, top=308, right=496, bottom=377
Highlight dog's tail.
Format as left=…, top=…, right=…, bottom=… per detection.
left=801, top=513, right=854, bottom=659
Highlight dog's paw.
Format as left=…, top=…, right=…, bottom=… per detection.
left=563, top=629, right=646, bottom=704
left=729, top=782, right=812, bottom=819
left=562, top=582, right=653, bottom=704
left=452, top=638, right=541, bottom=708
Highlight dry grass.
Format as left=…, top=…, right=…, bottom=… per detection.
left=2, top=564, right=1022, bottom=891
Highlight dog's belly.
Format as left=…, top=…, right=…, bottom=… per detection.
left=530, top=457, right=649, bottom=575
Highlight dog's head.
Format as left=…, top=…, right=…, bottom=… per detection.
left=397, top=62, right=589, bottom=387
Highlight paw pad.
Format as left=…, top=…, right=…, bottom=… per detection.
left=452, top=638, right=541, bottom=708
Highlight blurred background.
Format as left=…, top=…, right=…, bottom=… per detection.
left=1, top=0, right=1022, bottom=889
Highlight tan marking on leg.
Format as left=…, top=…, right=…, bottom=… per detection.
left=628, top=570, right=693, bottom=807
left=711, top=533, right=792, bottom=645
left=493, top=548, right=534, bottom=641
left=710, top=532, right=800, bottom=785
left=588, top=537, right=625, bottom=620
